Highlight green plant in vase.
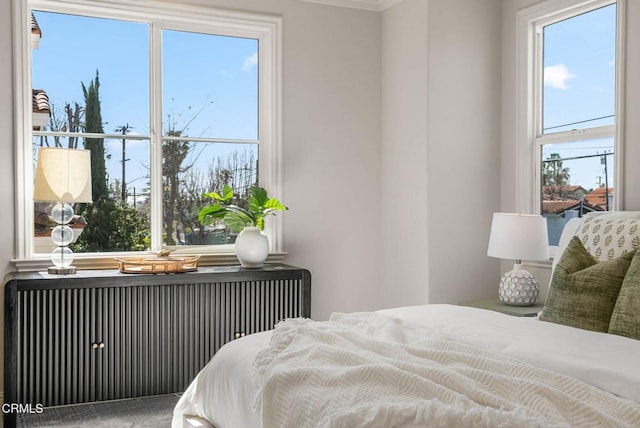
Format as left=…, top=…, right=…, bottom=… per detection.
left=198, top=185, right=288, bottom=267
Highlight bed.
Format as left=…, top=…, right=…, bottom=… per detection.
left=173, top=212, right=640, bottom=427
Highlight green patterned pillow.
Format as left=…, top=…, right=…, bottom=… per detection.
left=577, top=215, right=640, bottom=261
left=609, top=249, right=640, bottom=340
left=541, top=236, right=635, bottom=332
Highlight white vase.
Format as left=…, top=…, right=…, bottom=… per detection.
left=235, top=226, right=269, bottom=268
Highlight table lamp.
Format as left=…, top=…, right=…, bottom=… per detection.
left=487, top=213, right=549, bottom=306
left=34, top=147, right=92, bottom=274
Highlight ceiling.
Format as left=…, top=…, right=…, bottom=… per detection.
left=297, top=0, right=404, bottom=11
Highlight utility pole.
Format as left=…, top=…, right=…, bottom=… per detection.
left=601, top=153, right=609, bottom=211
left=115, top=124, right=132, bottom=203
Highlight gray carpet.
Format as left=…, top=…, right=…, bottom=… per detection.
left=17, top=394, right=181, bottom=428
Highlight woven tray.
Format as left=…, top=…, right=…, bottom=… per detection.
left=115, top=255, right=200, bottom=274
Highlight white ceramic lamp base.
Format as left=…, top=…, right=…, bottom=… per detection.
left=498, top=263, right=539, bottom=306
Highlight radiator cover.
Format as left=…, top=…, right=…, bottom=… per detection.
left=4, top=265, right=310, bottom=413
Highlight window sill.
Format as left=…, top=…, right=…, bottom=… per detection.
left=520, top=245, right=558, bottom=271
left=523, top=258, right=552, bottom=270
left=11, top=252, right=287, bottom=273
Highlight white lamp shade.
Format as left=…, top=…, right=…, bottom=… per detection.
left=487, top=213, right=549, bottom=261
left=34, top=148, right=92, bottom=203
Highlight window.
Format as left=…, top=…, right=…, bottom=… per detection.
left=517, top=0, right=623, bottom=246
left=14, top=0, right=282, bottom=269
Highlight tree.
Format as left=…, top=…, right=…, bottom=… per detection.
left=163, top=128, right=192, bottom=245
left=72, top=198, right=149, bottom=252
left=542, top=153, right=571, bottom=187
left=161, top=147, right=258, bottom=246
left=180, top=149, right=257, bottom=244
left=64, top=102, right=83, bottom=149
left=34, top=101, right=83, bottom=151
left=73, top=71, right=149, bottom=253
left=82, top=70, right=109, bottom=201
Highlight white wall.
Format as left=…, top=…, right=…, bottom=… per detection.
left=380, top=0, right=429, bottom=308
left=380, top=0, right=502, bottom=308
left=0, top=0, right=15, bottom=281
left=426, top=0, right=503, bottom=304
left=278, top=1, right=383, bottom=320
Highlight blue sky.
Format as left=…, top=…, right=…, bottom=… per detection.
left=32, top=10, right=258, bottom=195
left=541, top=3, right=616, bottom=190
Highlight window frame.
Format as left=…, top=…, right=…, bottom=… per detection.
left=515, top=0, right=625, bottom=216
left=12, top=0, right=283, bottom=271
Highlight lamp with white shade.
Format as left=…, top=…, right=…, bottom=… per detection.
left=487, top=213, right=549, bottom=306
left=34, top=147, right=92, bottom=274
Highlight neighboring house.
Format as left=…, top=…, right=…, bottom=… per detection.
left=542, top=186, right=614, bottom=245
left=542, top=185, right=604, bottom=245
left=32, top=88, right=50, bottom=130
left=585, top=187, right=614, bottom=211
left=31, top=11, right=41, bottom=48
left=31, top=12, right=60, bottom=252
left=542, top=199, right=601, bottom=217
left=31, top=12, right=50, bottom=130
left=541, top=185, right=588, bottom=202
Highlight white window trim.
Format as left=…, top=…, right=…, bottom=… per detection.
left=12, top=0, right=284, bottom=271
left=515, top=0, right=626, bottom=214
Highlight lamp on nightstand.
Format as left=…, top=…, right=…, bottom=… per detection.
left=487, top=213, right=549, bottom=306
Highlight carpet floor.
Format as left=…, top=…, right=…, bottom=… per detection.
left=17, top=393, right=181, bottom=428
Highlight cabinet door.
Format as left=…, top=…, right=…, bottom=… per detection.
left=15, top=287, right=106, bottom=406
left=13, top=286, right=152, bottom=406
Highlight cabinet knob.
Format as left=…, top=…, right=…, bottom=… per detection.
left=92, top=343, right=98, bottom=349
left=99, top=343, right=105, bottom=349
left=234, top=332, right=246, bottom=339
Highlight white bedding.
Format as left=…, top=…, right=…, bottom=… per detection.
left=172, top=304, right=640, bottom=428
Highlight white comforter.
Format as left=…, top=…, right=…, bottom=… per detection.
left=172, top=304, right=640, bottom=428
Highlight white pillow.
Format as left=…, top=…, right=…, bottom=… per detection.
left=577, top=214, right=640, bottom=261
left=552, top=211, right=640, bottom=272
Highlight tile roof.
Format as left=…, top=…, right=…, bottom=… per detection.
left=31, top=12, right=42, bottom=37
left=32, top=89, right=50, bottom=114
left=542, top=199, right=602, bottom=215
left=543, top=185, right=586, bottom=193
left=584, top=187, right=613, bottom=207
left=32, top=89, right=51, bottom=130
left=541, top=185, right=588, bottom=200
left=543, top=200, right=581, bottom=214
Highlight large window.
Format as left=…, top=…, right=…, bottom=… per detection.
left=15, top=0, right=282, bottom=268
left=518, top=0, right=623, bottom=246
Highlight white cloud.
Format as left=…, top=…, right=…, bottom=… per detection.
left=241, top=53, right=258, bottom=71
left=544, top=64, right=576, bottom=90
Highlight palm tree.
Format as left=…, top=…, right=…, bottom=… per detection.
left=542, top=153, right=571, bottom=186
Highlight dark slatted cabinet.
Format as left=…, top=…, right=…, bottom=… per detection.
left=4, top=264, right=310, bottom=427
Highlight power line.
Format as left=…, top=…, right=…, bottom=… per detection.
left=542, top=152, right=612, bottom=162
left=543, top=114, right=614, bottom=131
